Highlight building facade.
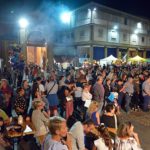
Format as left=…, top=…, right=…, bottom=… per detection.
left=55, top=2, right=150, bottom=62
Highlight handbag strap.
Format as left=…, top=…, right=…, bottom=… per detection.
left=114, top=114, right=118, bottom=129
left=47, top=82, right=56, bottom=95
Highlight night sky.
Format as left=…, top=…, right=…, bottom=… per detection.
left=0, top=0, right=150, bottom=20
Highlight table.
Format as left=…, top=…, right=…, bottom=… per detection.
left=6, top=120, right=35, bottom=150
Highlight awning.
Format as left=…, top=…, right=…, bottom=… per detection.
left=128, top=55, right=146, bottom=62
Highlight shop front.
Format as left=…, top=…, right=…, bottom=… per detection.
left=118, top=48, right=127, bottom=59
left=107, top=47, right=117, bottom=57
left=128, top=48, right=137, bottom=57
left=146, top=50, right=150, bottom=58
left=93, top=46, right=105, bottom=60
left=26, top=31, right=47, bottom=69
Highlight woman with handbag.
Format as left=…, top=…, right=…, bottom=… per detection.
left=45, top=75, right=59, bottom=116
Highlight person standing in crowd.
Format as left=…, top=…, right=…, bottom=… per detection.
left=58, top=76, right=66, bottom=89
left=45, top=75, right=59, bottom=116
left=104, top=78, right=111, bottom=104
left=93, top=124, right=113, bottom=150
left=32, top=100, right=49, bottom=145
left=123, top=77, right=134, bottom=113
left=101, top=104, right=119, bottom=130
left=82, top=83, right=92, bottom=117
left=22, top=80, right=31, bottom=113
left=116, top=122, right=142, bottom=150
left=14, top=87, right=28, bottom=117
left=69, top=119, right=95, bottom=150
left=74, top=82, right=83, bottom=110
left=132, top=77, right=140, bottom=111
left=43, top=116, right=72, bottom=150
left=116, top=79, right=125, bottom=108
left=0, top=79, right=13, bottom=116
left=64, top=81, right=75, bottom=119
left=32, top=77, right=40, bottom=99
left=87, top=101, right=100, bottom=126
left=34, top=91, right=50, bottom=117
left=92, top=75, right=105, bottom=114
left=142, top=75, right=150, bottom=111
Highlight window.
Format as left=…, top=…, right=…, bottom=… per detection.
left=111, top=15, right=118, bottom=22
left=111, top=30, right=117, bottom=40
left=142, top=37, right=145, bottom=43
left=71, top=32, right=74, bottom=39
left=98, top=29, right=103, bottom=38
left=123, top=33, right=127, bottom=41
left=80, top=30, right=85, bottom=37
left=124, top=18, right=128, bottom=25
left=131, top=34, right=137, bottom=42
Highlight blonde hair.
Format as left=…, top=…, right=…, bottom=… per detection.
left=87, top=101, right=99, bottom=116
left=117, top=122, right=132, bottom=138
left=32, top=100, right=44, bottom=109
left=48, top=116, right=66, bottom=135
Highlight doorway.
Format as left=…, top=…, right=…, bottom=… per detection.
left=27, top=46, right=47, bottom=69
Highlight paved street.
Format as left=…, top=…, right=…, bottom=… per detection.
left=120, top=111, right=150, bottom=150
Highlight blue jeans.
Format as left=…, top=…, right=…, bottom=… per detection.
left=143, top=95, right=150, bottom=111
left=124, top=94, right=132, bottom=112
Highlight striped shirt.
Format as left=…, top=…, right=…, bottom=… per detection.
left=45, top=81, right=58, bottom=94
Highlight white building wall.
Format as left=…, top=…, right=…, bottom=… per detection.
left=74, top=26, right=91, bottom=42
left=93, top=25, right=107, bottom=42
left=119, top=31, right=130, bottom=44
left=130, top=34, right=139, bottom=45
left=69, top=3, right=150, bottom=48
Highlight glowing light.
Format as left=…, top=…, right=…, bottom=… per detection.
left=114, top=25, right=118, bottom=30
left=19, top=18, right=29, bottom=28
left=60, top=12, right=71, bottom=24
left=93, top=8, right=96, bottom=11
left=134, top=29, right=138, bottom=34
left=137, top=22, right=142, bottom=29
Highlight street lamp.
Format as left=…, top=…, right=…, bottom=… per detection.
left=19, top=18, right=29, bottom=29
left=137, top=22, right=142, bottom=29
left=60, top=12, right=71, bottom=24
left=114, top=25, right=118, bottom=30
left=18, top=18, right=29, bottom=63
left=134, top=29, right=138, bottom=34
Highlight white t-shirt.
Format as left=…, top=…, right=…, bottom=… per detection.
left=39, top=84, right=45, bottom=93
left=116, top=137, right=143, bottom=150
left=82, top=91, right=92, bottom=101
left=74, top=87, right=83, bottom=98
left=94, top=138, right=110, bottom=150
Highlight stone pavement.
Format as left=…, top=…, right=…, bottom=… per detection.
left=120, top=111, right=150, bottom=150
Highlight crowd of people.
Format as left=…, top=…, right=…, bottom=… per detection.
left=0, top=63, right=150, bottom=150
